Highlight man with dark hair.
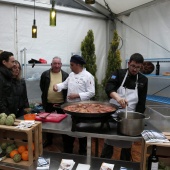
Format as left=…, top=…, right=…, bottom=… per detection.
left=53, top=55, right=95, bottom=155
left=0, top=51, right=15, bottom=114
left=40, top=56, right=68, bottom=147
left=129, top=53, right=144, bottom=63
left=101, top=53, right=148, bottom=161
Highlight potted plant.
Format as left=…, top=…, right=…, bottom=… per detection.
left=102, top=30, right=122, bottom=87
left=81, top=30, right=98, bottom=99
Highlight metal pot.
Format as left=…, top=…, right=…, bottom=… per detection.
left=114, top=111, right=149, bottom=136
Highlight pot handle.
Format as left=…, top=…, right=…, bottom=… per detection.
left=144, top=114, right=150, bottom=119
left=113, top=118, right=122, bottom=122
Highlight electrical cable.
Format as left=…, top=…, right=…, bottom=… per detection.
left=152, top=84, right=170, bottom=95
left=34, top=0, right=35, bottom=20
left=118, top=36, right=123, bottom=50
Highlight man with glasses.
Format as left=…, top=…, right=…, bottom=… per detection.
left=101, top=53, right=148, bottom=161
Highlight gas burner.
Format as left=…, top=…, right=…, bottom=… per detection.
left=71, top=115, right=111, bottom=131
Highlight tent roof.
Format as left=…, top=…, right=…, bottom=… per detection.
left=96, top=0, right=154, bottom=14
left=74, top=0, right=167, bottom=17
left=1, top=0, right=166, bottom=17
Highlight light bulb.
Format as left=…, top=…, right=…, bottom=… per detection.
left=50, top=8, right=56, bottom=26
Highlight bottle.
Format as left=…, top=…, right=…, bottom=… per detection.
left=147, top=145, right=159, bottom=170
left=155, top=61, right=160, bottom=75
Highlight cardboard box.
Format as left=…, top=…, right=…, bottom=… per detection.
left=159, top=157, right=170, bottom=166
left=0, top=119, right=42, bottom=166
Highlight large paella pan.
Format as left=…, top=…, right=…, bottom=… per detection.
left=61, top=101, right=118, bottom=118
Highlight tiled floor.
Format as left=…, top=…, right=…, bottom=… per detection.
left=43, top=134, right=142, bottom=162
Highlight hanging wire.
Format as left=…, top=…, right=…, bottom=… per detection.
left=103, top=0, right=170, bottom=54
left=152, top=84, right=170, bottom=95
left=118, top=36, right=123, bottom=50
left=34, top=0, right=35, bottom=20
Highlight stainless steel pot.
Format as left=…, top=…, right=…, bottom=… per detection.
left=114, top=111, right=149, bottom=136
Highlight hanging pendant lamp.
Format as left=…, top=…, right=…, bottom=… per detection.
left=50, top=0, right=56, bottom=26
left=85, top=0, right=95, bottom=4
left=32, top=0, right=37, bottom=38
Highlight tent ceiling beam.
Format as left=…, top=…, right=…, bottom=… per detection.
left=74, top=0, right=170, bottom=19
left=0, top=0, right=105, bottom=18
left=74, top=0, right=112, bottom=18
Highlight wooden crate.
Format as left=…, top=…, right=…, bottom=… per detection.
left=0, top=119, right=42, bottom=166
left=141, top=132, right=170, bottom=170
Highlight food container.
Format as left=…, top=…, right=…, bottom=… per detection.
left=24, top=114, right=36, bottom=120
left=61, top=101, right=119, bottom=131
left=114, top=111, right=149, bottom=136
left=61, top=101, right=118, bottom=118
left=0, top=119, right=42, bottom=166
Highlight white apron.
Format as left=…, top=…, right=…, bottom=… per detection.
left=106, top=71, right=138, bottom=148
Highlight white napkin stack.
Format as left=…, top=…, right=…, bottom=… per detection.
left=58, top=159, right=75, bottom=170
left=76, top=163, right=90, bottom=170
left=141, top=130, right=170, bottom=143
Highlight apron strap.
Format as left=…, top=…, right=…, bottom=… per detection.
left=121, top=71, right=128, bottom=87
left=121, top=70, right=138, bottom=89
left=135, top=74, right=138, bottom=89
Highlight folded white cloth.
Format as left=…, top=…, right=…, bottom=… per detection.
left=76, top=163, right=90, bottom=170
left=141, top=130, right=170, bottom=143
left=58, top=159, right=75, bottom=170
left=15, top=121, right=35, bottom=129
left=100, top=162, right=115, bottom=170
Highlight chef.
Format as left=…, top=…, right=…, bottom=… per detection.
left=53, top=54, right=95, bottom=155
left=101, top=53, right=148, bottom=161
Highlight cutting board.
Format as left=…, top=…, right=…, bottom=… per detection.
left=35, top=113, right=67, bottom=123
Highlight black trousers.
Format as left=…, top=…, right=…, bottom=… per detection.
left=44, top=102, right=64, bottom=144
left=45, top=102, right=64, bottom=113
left=100, top=143, right=132, bottom=161
left=62, top=134, right=87, bottom=155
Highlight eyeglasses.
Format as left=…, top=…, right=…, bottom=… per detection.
left=129, top=64, right=141, bottom=70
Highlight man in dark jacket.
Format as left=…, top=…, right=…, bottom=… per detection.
left=0, top=51, right=15, bottom=115
left=101, top=53, right=148, bottom=161
left=40, top=56, right=68, bottom=147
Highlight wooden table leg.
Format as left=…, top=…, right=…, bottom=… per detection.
left=95, top=138, right=99, bottom=157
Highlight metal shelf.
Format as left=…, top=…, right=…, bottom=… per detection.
left=145, top=74, right=170, bottom=79
left=147, top=95, right=170, bottom=105
left=143, top=58, right=170, bottom=62
left=126, top=58, right=170, bottom=63
left=22, top=64, right=69, bottom=67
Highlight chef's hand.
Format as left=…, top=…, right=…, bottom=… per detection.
left=53, top=84, right=58, bottom=92
left=117, top=97, right=128, bottom=109
left=67, top=93, right=80, bottom=100
left=110, top=92, right=128, bottom=108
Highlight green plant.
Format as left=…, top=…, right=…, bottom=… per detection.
left=96, top=84, right=109, bottom=102
left=102, top=30, right=122, bottom=87
left=81, top=30, right=98, bottom=99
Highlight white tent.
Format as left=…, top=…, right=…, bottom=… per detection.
left=0, top=0, right=170, bottom=83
